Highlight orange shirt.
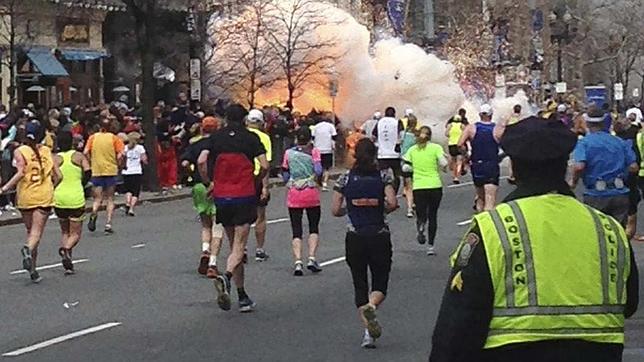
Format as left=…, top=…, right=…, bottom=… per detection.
left=85, top=132, right=124, bottom=176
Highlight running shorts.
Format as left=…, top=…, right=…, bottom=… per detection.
left=54, top=207, right=85, bottom=221
left=192, top=183, right=216, bottom=216
left=91, top=176, right=119, bottom=188
left=123, top=174, right=143, bottom=198
left=216, top=203, right=257, bottom=227
left=471, top=160, right=500, bottom=187
left=448, top=145, right=462, bottom=157
left=321, top=153, right=333, bottom=170
left=255, top=179, right=270, bottom=207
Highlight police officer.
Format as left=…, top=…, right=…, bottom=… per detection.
left=572, top=108, right=638, bottom=227
left=429, top=117, right=639, bottom=362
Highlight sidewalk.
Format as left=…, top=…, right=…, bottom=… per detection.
left=0, top=169, right=345, bottom=227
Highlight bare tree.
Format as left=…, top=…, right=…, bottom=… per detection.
left=0, top=0, right=42, bottom=107
left=121, top=0, right=161, bottom=191
left=207, top=0, right=281, bottom=108
left=265, top=0, right=341, bottom=109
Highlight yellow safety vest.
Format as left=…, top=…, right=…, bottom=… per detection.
left=460, top=194, right=630, bottom=349
left=636, top=133, right=644, bottom=177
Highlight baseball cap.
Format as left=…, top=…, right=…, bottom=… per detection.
left=479, top=104, right=493, bottom=115
left=247, top=109, right=264, bottom=123
left=405, top=108, right=414, bottom=116
left=585, top=109, right=605, bottom=123
left=25, top=121, right=41, bottom=140
left=373, top=111, right=382, bottom=119
left=557, top=104, right=567, bottom=113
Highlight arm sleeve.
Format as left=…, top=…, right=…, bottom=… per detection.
left=429, top=224, right=493, bottom=362
left=625, top=244, right=639, bottom=318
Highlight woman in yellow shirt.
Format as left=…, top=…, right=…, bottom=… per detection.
left=0, top=122, right=62, bottom=283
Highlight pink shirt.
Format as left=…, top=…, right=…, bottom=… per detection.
left=283, top=147, right=321, bottom=208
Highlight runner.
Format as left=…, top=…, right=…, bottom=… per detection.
left=312, top=113, right=337, bottom=191
left=614, top=114, right=641, bottom=239
left=182, top=116, right=223, bottom=279
left=445, top=114, right=466, bottom=184
left=246, top=109, right=272, bottom=262
left=403, top=126, right=448, bottom=255
left=122, top=132, right=147, bottom=217
left=84, top=117, right=125, bottom=234
left=331, top=138, right=398, bottom=348
left=400, top=115, right=418, bottom=217
left=0, top=122, right=62, bottom=283
left=197, top=105, right=269, bottom=312
left=373, top=107, right=404, bottom=193
left=282, top=127, right=324, bottom=276
left=361, top=112, right=380, bottom=142
left=53, top=132, right=91, bottom=275
left=458, top=104, right=504, bottom=212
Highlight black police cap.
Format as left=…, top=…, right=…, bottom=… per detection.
left=500, top=116, right=577, bottom=161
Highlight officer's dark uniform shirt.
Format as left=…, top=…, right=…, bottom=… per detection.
left=429, top=117, right=640, bottom=362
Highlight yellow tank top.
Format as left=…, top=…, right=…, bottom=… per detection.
left=448, top=122, right=463, bottom=146
left=16, top=145, right=54, bottom=209
left=54, top=150, right=85, bottom=209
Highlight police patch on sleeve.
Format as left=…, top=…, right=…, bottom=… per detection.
left=456, top=233, right=479, bottom=267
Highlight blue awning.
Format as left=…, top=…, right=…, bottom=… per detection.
left=26, top=49, right=69, bottom=77
left=60, top=49, right=109, bottom=61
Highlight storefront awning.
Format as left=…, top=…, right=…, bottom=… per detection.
left=26, top=49, right=69, bottom=77
left=60, top=49, right=109, bottom=61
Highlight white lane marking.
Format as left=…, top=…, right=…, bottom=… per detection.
left=457, top=219, right=472, bottom=226
left=131, top=243, right=146, bottom=249
left=266, top=218, right=290, bottom=225
left=447, top=176, right=509, bottom=189
left=2, top=322, right=122, bottom=357
left=320, top=256, right=346, bottom=267
left=9, top=259, right=89, bottom=275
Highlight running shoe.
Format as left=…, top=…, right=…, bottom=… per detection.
left=417, top=224, right=427, bottom=245
left=127, top=210, right=136, bottom=217
left=238, top=296, right=256, bottom=313
left=87, top=213, right=97, bottom=232
left=255, top=249, right=269, bottom=262
left=321, top=182, right=329, bottom=192
left=198, top=251, right=210, bottom=275
left=427, top=246, right=436, bottom=256
left=293, top=261, right=304, bottom=276
left=21, top=246, right=32, bottom=272
left=30, top=270, right=42, bottom=283
left=59, top=247, right=74, bottom=274
left=361, top=304, right=382, bottom=339
left=508, top=177, right=516, bottom=185
left=453, top=178, right=460, bottom=185
left=206, top=266, right=219, bottom=279
left=104, top=224, right=114, bottom=235
left=214, top=275, right=231, bottom=311
left=406, top=209, right=414, bottom=218
left=361, top=329, right=376, bottom=349
left=307, top=259, right=322, bottom=273
left=124, top=205, right=130, bottom=215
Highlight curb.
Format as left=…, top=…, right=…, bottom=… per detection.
left=0, top=171, right=344, bottom=227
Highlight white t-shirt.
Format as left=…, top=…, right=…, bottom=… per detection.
left=626, top=107, right=643, bottom=124
left=376, top=117, right=401, bottom=159
left=312, top=121, right=337, bottom=154
left=122, top=144, right=146, bottom=175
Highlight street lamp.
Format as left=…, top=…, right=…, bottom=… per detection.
left=549, top=3, right=573, bottom=83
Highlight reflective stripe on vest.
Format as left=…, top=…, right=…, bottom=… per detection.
left=474, top=195, right=629, bottom=349
left=637, top=133, right=644, bottom=177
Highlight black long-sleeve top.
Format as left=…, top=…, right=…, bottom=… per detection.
left=429, top=184, right=639, bottom=362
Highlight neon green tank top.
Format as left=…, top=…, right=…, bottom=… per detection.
left=448, top=122, right=463, bottom=146
left=54, top=150, right=85, bottom=209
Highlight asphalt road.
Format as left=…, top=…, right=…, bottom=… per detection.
left=1, top=170, right=643, bottom=361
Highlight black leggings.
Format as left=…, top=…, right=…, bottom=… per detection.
left=288, top=206, right=321, bottom=239
left=345, top=231, right=392, bottom=307
left=413, top=188, right=443, bottom=245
